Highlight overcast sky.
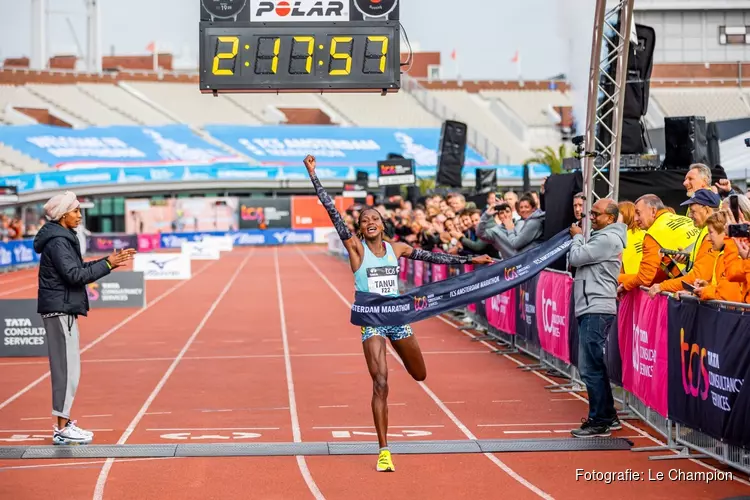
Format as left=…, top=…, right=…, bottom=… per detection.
left=0, top=0, right=596, bottom=81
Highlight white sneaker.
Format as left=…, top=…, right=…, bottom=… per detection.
left=53, top=423, right=92, bottom=445
left=66, top=420, right=94, bottom=439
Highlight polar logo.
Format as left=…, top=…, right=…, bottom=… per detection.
left=0, top=247, right=13, bottom=266
left=540, top=290, right=565, bottom=337
left=253, top=0, right=347, bottom=20
left=273, top=231, right=313, bottom=244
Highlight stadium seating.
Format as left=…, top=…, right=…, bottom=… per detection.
left=0, top=143, right=49, bottom=173
left=78, top=83, right=177, bottom=126
left=649, top=88, right=750, bottom=122
left=25, top=84, right=137, bottom=126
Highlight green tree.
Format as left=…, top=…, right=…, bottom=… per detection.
left=522, top=144, right=573, bottom=174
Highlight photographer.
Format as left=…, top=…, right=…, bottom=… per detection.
left=477, top=194, right=545, bottom=259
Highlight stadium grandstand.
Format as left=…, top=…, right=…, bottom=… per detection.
left=1, top=0, right=750, bottom=499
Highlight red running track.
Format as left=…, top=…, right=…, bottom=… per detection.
left=0, top=247, right=748, bottom=500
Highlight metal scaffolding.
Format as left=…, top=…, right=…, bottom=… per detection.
left=582, top=0, right=635, bottom=236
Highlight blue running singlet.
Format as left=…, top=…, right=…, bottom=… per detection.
left=354, top=240, right=400, bottom=297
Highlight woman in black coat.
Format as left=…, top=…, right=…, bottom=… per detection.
left=34, top=191, right=135, bottom=445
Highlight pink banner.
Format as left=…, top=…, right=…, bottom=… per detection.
left=399, top=257, right=407, bottom=281
left=618, top=289, right=669, bottom=417
left=432, top=264, right=448, bottom=282
left=487, top=291, right=516, bottom=334
left=413, top=261, right=424, bottom=287
left=137, top=234, right=160, bottom=252
left=535, top=271, right=572, bottom=363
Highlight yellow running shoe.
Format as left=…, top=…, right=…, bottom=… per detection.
left=377, top=449, right=395, bottom=472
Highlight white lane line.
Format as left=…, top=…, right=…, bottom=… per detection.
left=0, top=283, right=36, bottom=297
left=319, top=405, right=349, bottom=409
left=19, top=417, right=49, bottom=421
left=312, top=425, right=444, bottom=429
left=274, top=248, right=325, bottom=500
left=503, top=430, right=552, bottom=434
left=444, top=401, right=465, bottom=404
left=145, top=427, right=280, bottom=431
left=387, top=402, right=406, bottom=406
left=435, top=315, right=750, bottom=488
left=0, top=456, right=182, bottom=471
left=92, top=252, right=253, bottom=500
left=0, top=428, right=113, bottom=432
left=478, top=423, right=582, bottom=427
left=492, top=400, right=522, bottom=403
left=143, top=412, right=171, bottom=416
left=0, top=261, right=217, bottom=413
left=82, top=414, right=113, bottom=418
left=299, top=250, right=553, bottom=500
left=201, top=409, right=233, bottom=413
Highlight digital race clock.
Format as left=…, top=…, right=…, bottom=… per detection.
left=199, top=21, right=401, bottom=94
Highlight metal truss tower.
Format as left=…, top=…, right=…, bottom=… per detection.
left=582, top=0, right=636, bottom=236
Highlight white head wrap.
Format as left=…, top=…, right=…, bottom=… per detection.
left=44, top=191, right=80, bottom=221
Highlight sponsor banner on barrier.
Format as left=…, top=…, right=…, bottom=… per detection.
left=86, top=233, right=138, bottom=253
left=515, top=273, right=539, bottom=344
left=619, top=289, right=669, bottom=417
left=536, top=271, right=572, bottom=363
left=137, top=234, right=161, bottom=252
left=134, top=253, right=191, bottom=280
left=350, top=230, right=572, bottom=326
left=182, top=241, right=221, bottom=260
left=487, top=290, right=516, bottom=335
left=0, top=239, right=40, bottom=269
left=239, top=198, right=291, bottom=230
left=0, top=300, right=47, bottom=357
left=398, top=257, right=408, bottom=282
left=668, top=299, right=750, bottom=448
left=159, top=229, right=316, bottom=248
left=203, top=235, right=233, bottom=252
left=87, top=271, right=145, bottom=309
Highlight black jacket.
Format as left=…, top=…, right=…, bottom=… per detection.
left=34, top=221, right=111, bottom=316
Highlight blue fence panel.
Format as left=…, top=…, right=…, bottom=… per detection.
left=0, top=239, right=39, bottom=269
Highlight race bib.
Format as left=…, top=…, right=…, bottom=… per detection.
left=367, top=266, right=399, bottom=296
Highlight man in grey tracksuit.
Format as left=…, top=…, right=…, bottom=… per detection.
left=567, top=198, right=627, bottom=438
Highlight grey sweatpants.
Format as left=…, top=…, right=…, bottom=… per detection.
left=43, top=315, right=80, bottom=419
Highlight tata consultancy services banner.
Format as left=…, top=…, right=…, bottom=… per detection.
left=0, top=124, right=242, bottom=168
left=203, top=125, right=489, bottom=170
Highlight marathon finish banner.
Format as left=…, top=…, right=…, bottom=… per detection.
left=0, top=300, right=47, bottom=357
left=350, top=230, right=572, bottom=326
left=667, top=299, right=750, bottom=449
left=86, top=233, right=138, bottom=253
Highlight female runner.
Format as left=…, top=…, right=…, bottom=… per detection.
left=304, top=155, right=493, bottom=472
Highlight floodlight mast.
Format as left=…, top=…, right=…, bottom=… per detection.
left=582, top=0, right=635, bottom=239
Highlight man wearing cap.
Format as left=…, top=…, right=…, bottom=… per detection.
left=647, top=189, right=720, bottom=298
left=617, top=194, right=701, bottom=296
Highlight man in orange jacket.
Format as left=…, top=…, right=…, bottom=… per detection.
left=618, top=194, right=700, bottom=298
left=647, top=189, right=719, bottom=298
left=692, top=212, right=744, bottom=303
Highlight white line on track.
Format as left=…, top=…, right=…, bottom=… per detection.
left=19, top=417, right=49, bottom=421
left=0, top=429, right=113, bottom=432
left=145, top=427, right=280, bottom=431
left=435, top=315, right=750, bottom=488
left=0, top=260, right=218, bottom=413
left=318, top=405, right=349, bottom=409
left=298, top=249, right=554, bottom=500
left=92, top=252, right=253, bottom=500
left=274, top=248, right=325, bottom=500
left=312, top=425, right=444, bottom=429
left=477, top=423, right=582, bottom=427
left=0, top=456, right=182, bottom=472
left=0, top=283, right=36, bottom=297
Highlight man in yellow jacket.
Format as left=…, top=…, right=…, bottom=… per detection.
left=647, top=189, right=720, bottom=298
left=618, top=194, right=701, bottom=297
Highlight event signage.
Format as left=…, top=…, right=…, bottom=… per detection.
left=515, top=273, right=539, bottom=343
left=238, top=198, right=292, bottom=230
left=133, top=253, right=191, bottom=280
left=668, top=299, right=750, bottom=448
left=486, top=290, right=516, bottom=335
left=377, top=158, right=415, bottom=186
left=350, top=230, right=572, bottom=326
left=0, top=239, right=39, bottom=269
left=203, top=235, right=234, bottom=252
left=0, top=300, right=47, bottom=357
left=619, top=289, right=669, bottom=417
left=536, top=271, right=572, bottom=363
left=158, top=229, right=314, bottom=248
left=86, top=271, right=146, bottom=309
left=182, top=241, right=221, bottom=261
left=86, top=233, right=138, bottom=253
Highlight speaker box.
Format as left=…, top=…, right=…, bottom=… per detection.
left=663, top=116, right=709, bottom=169
left=620, top=117, right=647, bottom=154
left=436, top=120, right=467, bottom=188
left=706, top=121, right=721, bottom=167
left=623, top=24, right=656, bottom=120
left=475, top=168, right=497, bottom=193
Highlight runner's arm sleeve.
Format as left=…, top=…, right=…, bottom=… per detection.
left=310, top=172, right=353, bottom=241
left=407, top=248, right=470, bottom=265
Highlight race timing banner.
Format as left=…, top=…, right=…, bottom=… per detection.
left=350, top=230, right=573, bottom=327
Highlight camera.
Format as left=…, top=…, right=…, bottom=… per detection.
left=728, top=223, right=750, bottom=239
left=495, top=203, right=510, bottom=212
left=745, top=137, right=750, bottom=147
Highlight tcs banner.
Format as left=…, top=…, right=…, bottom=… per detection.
left=290, top=195, right=354, bottom=229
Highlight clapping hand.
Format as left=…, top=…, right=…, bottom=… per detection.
left=735, top=238, right=750, bottom=259
left=107, top=248, right=136, bottom=269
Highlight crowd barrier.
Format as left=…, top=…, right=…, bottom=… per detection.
left=326, top=239, right=750, bottom=477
